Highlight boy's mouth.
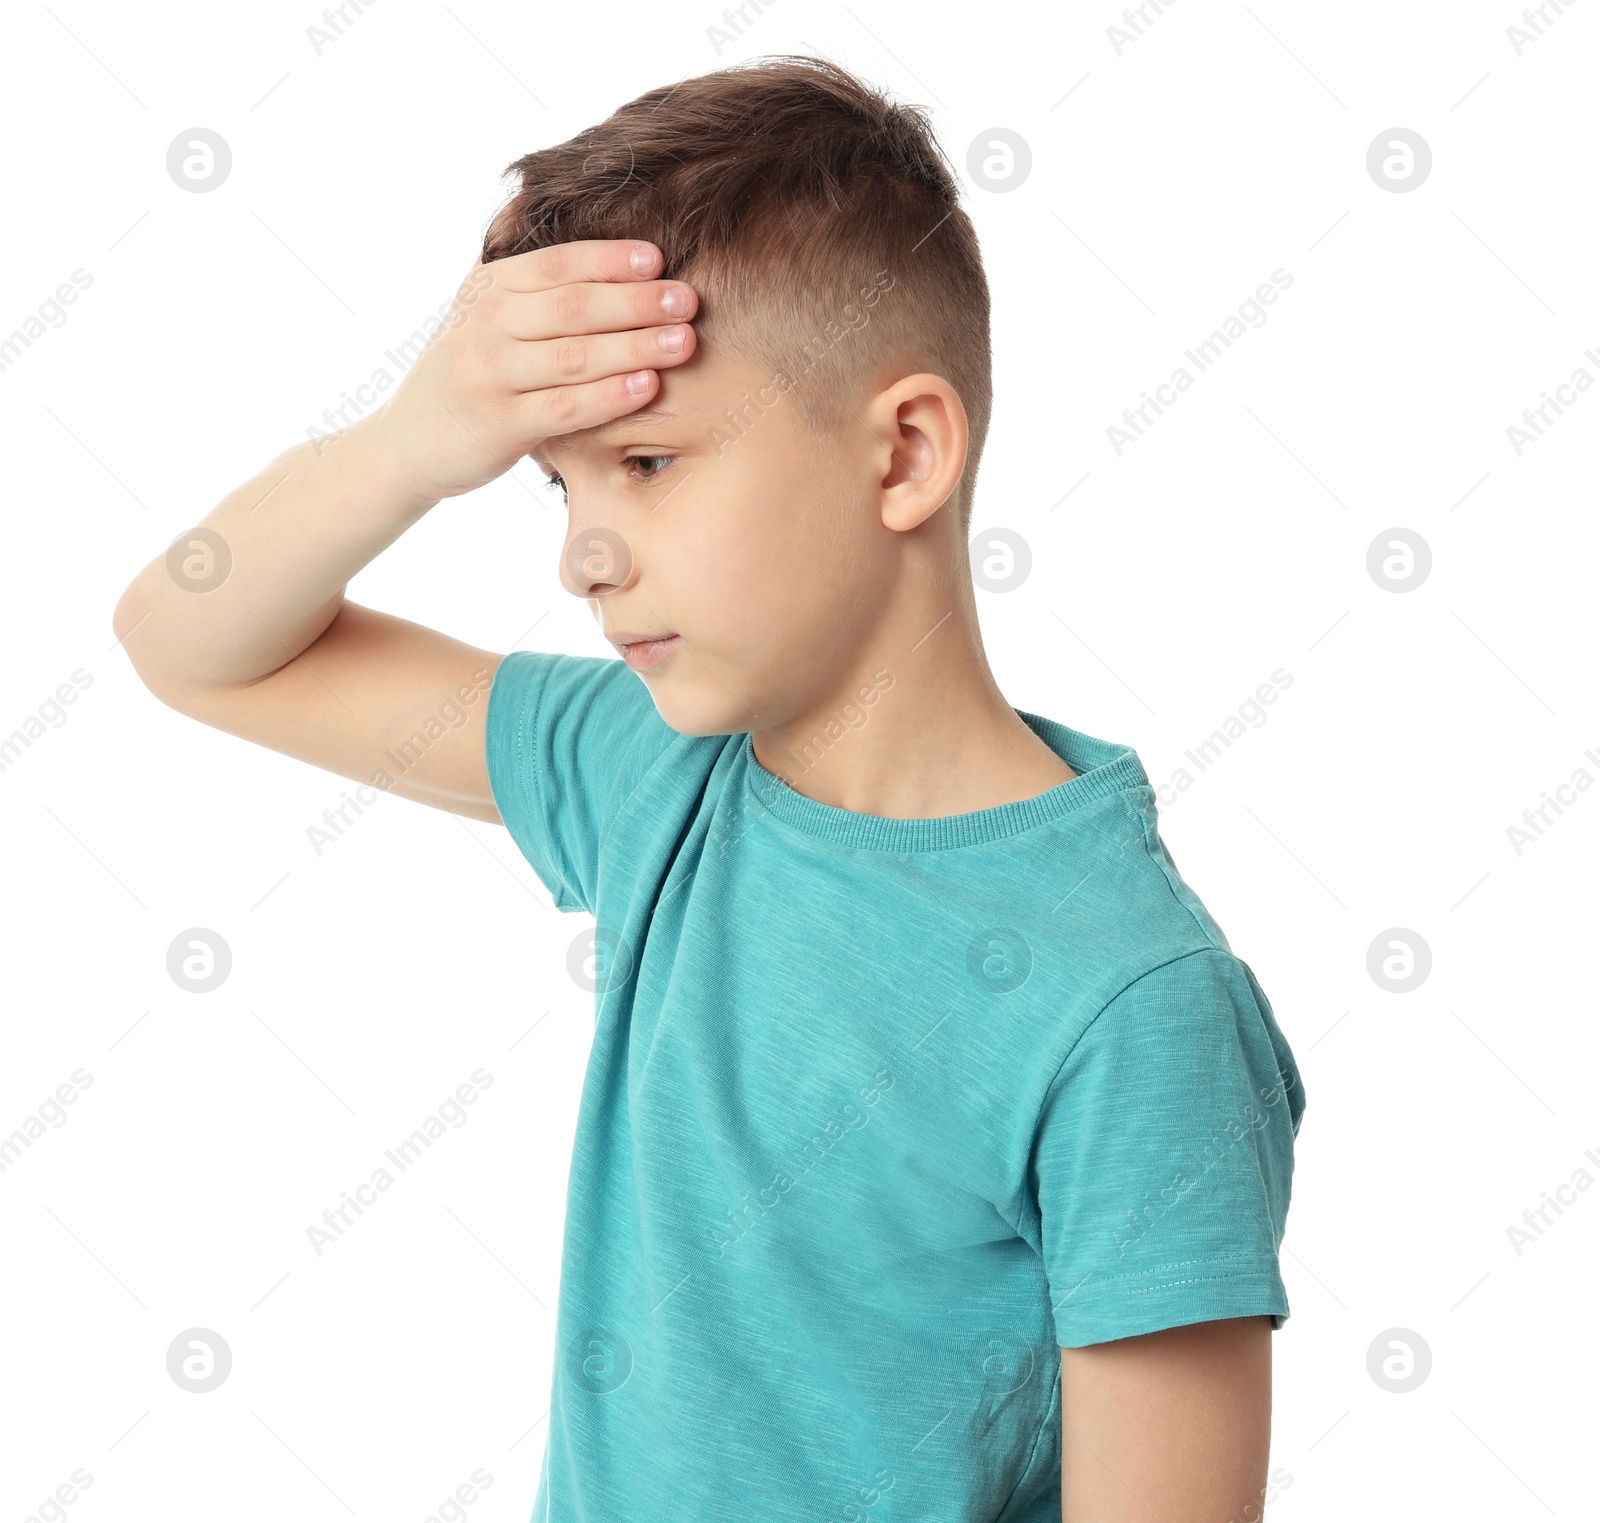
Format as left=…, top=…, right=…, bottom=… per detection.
left=609, top=631, right=682, bottom=672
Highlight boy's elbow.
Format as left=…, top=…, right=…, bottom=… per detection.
left=111, top=581, right=149, bottom=666
left=111, top=581, right=177, bottom=705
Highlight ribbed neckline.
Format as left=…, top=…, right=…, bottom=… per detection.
left=740, top=709, right=1150, bottom=852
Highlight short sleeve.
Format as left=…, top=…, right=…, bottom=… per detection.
left=1030, top=947, right=1306, bottom=1348
left=484, top=650, right=677, bottom=914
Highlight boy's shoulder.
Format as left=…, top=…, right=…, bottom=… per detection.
left=489, top=649, right=1256, bottom=994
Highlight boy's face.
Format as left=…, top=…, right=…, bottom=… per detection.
left=535, top=345, right=895, bottom=736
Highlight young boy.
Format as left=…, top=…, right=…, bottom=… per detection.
left=114, top=54, right=1304, bottom=1523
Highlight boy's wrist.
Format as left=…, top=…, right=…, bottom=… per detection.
left=321, top=408, right=444, bottom=523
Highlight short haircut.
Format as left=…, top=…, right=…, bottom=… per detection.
left=480, top=54, right=993, bottom=533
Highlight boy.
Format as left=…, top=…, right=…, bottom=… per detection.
left=114, top=54, right=1304, bottom=1523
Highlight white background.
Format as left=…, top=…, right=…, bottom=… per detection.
left=2, top=1, right=1595, bottom=1519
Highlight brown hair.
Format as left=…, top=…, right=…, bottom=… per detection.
left=480, top=53, right=993, bottom=533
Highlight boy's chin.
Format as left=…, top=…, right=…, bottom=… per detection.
left=644, top=682, right=753, bottom=741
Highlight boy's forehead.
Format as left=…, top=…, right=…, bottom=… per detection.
left=539, top=405, right=685, bottom=457
left=538, top=346, right=778, bottom=459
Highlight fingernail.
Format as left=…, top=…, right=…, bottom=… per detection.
left=631, top=244, right=656, bottom=275
left=659, top=326, right=685, bottom=354
left=626, top=370, right=652, bottom=394
left=661, top=286, right=692, bottom=317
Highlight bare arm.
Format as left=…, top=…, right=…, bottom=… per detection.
left=111, top=243, right=699, bottom=820
left=1060, top=1316, right=1273, bottom=1523
left=111, top=423, right=508, bottom=819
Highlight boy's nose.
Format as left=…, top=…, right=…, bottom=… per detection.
left=561, top=525, right=635, bottom=599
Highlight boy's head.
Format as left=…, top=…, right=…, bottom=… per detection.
left=483, top=55, right=994, bottom=738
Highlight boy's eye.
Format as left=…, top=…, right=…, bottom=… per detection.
left=541, top=455, right=675, bottom=498
left=625, top=453, right=675, bottom=483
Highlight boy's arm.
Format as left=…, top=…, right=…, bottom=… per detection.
left=114, top=424, right=510, bottom=821
left=1060, top=1316, right=1272, bottom=1522
left=110, top=242, right=698, bottom=821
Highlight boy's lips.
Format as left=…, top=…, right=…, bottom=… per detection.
left=608, top=631, right=681, bottom=671
left=606, top=630, right=671, bottom=645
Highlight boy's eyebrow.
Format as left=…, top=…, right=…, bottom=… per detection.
left=537, top=407, right=689, bottom=460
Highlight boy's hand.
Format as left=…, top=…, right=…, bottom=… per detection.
left=365, top=240, right=699, bottom=506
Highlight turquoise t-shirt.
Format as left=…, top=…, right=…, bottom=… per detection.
left=485, top=651, right=1306, bottom=1523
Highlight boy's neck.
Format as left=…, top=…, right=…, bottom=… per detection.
left=749, top=588, right=1077, bottom=820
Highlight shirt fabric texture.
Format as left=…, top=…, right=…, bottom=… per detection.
left=484, top=650, right=1306, bottom=1523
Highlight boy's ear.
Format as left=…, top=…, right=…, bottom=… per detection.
left=867, top=374, right=968, bottom=534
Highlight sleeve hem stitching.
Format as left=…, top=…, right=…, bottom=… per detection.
left=1066, top=1253, right=1282, bottom=1293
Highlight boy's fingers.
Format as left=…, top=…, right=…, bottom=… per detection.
left=488, top=240, right=661, bottom=294
left=498, top=279, right=700, bottom=343
left=515, top=369, right=661, bottom=446
left=501, top=320, right=698, bottom=395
